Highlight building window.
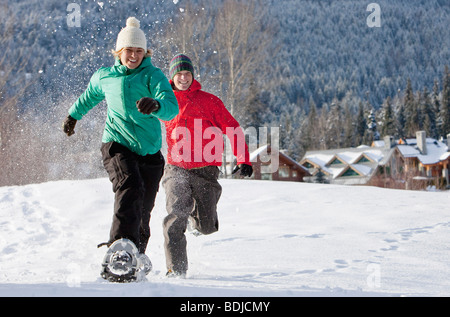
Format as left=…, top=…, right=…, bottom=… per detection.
left=341, top=168, right=359, bottom=177
left=279, top=167, right=290, bottom=178
left=261, top=165, right=273, bottom=174
left=356, top=156, right=371, bottom=164
left=329, top=158, right=345, bottom=166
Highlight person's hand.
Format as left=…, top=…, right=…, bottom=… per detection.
left=137, top=97, right=160, bottom=115
left=232, top=164, right=253, bottom=177
left=62, top=115, right=77, bottom=136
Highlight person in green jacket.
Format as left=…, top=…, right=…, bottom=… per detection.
left=62, top=17, right=179, bottom=280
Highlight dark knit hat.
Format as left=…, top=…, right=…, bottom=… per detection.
left=169, top=54, right=194, bottom=79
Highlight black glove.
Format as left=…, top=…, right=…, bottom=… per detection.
left=232, top=164, right=253, bottom=177
left=137, top=97, right=160, bottom=115
left=62, top=115, right=77, bottom=136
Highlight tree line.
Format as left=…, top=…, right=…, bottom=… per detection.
left=1, top=0, right=449, bottom=185
left=281, top=66, right=450, bottom=161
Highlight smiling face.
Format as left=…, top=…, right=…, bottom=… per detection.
left=173, top=70, right=193, bottom=91
left=119, top=47, right=145, bottom=69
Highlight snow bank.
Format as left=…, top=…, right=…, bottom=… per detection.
left=0, top=178, right=449, bottom=297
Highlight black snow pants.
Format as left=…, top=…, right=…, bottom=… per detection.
left=101, top=142, right=164, bottom=254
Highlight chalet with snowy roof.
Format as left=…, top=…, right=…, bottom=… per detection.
left=392, top=131, right=450, bottom=189
left=249, top=145, right=310, bottom=182
left=300, top=131, right=450, bottom=190
left=300, top=141, right=395, bottom=186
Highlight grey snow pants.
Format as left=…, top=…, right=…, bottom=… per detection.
left=162, top=164, right=222, bottom=273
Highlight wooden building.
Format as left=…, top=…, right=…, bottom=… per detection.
left=250, top=145, right=310, bottom=182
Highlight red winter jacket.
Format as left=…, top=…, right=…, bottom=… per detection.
left=164, top=79, right=251, bottom=169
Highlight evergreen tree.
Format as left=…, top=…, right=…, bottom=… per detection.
left=244, top=77, right=265, bottom=128
left=317, top=103, right=329, bottom=150
left=440, top=65, right=450, bottom=137
left=404, top=78, right=419, bottom=137
left=314, top=170, right=328, bottom=184
left=396, top=102, right=406, bottom=139
left=367, top=108, right=380, bottom=141
left=304, top=98, right=319, bottom=150
left=381, top=96, right=396, bottom=137
left=327, top=99, right=344, bottom=148
left=355, top=102, right=366, bottom=145
left=432, top=80, right=443, bottom=137
left=342, top=103, right=355, bottom=148
left=420, top=87, right=437, bottom=139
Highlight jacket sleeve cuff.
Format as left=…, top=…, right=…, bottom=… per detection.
left=68, top=108, right=83, bottom=121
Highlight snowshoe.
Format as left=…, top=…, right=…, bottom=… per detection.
left=100, top=238, right=140, bottom=283
left=137, top=253, right=152, bottom=275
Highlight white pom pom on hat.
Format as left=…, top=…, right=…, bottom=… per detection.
left=126, top=17, right=140, bottom=28
left=115, top=17, right=147, bottom=51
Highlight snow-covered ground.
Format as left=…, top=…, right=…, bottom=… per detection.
left=0, top=178, right=449, bottom=297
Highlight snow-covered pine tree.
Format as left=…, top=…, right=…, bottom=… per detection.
left=404, top=79, right=419, bottom=138
left=440, top=65, right=450, bottom=137
left=381, top=96, right=396, bottom=137
left=420, top=87, right=438, bottom=139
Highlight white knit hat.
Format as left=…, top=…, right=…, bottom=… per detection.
left=115, top=17, right=147, bottom=51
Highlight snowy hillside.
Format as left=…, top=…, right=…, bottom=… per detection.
left=0, top=178, right=449, bottom=297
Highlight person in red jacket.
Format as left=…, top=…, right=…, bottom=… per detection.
left=162, top=53, right=253, bottom=277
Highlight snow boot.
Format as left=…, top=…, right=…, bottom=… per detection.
left=166, top=269, right=186, bottom=279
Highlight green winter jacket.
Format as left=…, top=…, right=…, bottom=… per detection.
left=69, top=57, right=179, bottom=156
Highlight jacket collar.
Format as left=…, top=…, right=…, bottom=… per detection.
left=114, top=57, right=152, bottom=75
